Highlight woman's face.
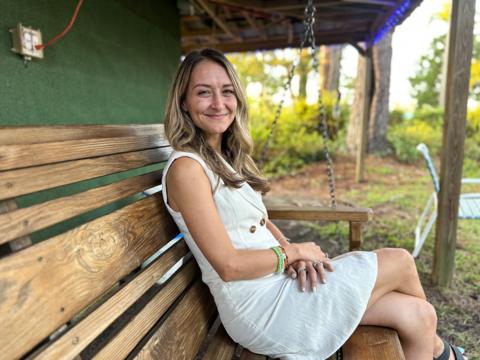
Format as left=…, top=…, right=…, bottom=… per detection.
left=183, top=60, right=238, bottom=148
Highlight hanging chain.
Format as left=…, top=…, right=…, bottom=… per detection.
left=259, top=0, right=337, bottom=208
left=259, top=0, right=315, bottom=168
left=306, top=3, right=337, bottom=208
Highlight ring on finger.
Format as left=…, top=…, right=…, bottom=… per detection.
left=297, top=267, right=307, bottom=273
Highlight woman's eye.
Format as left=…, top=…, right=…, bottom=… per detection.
left=197, top=90, right=210, bottom=96
left=223, top=89, right=235, bottom=96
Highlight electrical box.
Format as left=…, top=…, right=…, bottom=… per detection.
left=10, top=23, right=44, bottom=61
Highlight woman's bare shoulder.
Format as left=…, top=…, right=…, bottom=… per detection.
left=167, top=156, right=210, bottom=187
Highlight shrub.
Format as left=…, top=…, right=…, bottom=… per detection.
left=388, top=106, right=444, bottom=163
left=250, top=96, right=348, bottom=176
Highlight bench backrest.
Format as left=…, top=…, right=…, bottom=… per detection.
left=0, top=125, right=217, bottom=359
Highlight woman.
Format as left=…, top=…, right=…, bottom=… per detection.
left=161, top=48, right=464, bottom=360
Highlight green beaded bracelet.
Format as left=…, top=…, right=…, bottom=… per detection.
left=271, top=246, right=284, bottom=273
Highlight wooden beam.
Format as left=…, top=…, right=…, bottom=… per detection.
left=349, top=41, right=366, bottom=56
left=340, top=0, right=397, bottom=6
left=182, top=35, right=365, bottom=53
left=242, top=10, right=268, bottom=40
left=433, top=0, right=476, bottom=287
left=182, top=28, right=367, bottom=53
left=355, top=48, right=372, bottom=183
left=220, top=0, right=394, bottom=11
left=195, top=0, right=242, bottom=41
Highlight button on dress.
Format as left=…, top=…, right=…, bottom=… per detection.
left=162, top=150, right=378, bottom=360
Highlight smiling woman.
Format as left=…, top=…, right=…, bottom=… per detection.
left=160, top=48, right=465, bottom=360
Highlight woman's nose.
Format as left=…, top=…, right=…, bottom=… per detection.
left=210, top=93, right=224, bottom=109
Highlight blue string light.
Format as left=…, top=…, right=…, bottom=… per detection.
left=372, top=0, right=411, bottom=45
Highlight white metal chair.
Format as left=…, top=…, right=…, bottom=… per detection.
left=413, top=143, right=480, bottom=257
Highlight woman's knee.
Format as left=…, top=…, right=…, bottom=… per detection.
left=394, top=299, right=437, bottom=336
left=377, top=248, right=417, bottom=276
left=413, top=300, right=437, bottom=331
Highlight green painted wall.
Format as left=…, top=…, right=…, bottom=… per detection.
left=0, top=0, right=180, bottom=125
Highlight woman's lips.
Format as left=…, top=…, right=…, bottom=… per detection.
left=206, top=114, right=228, bottom=119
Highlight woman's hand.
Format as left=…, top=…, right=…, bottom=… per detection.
left=283, top=242, right=325, bottom=264
left=286, top=256, right=334, bottom=292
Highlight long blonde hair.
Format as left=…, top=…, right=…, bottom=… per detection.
left=164, top=48, right=270, bottom=194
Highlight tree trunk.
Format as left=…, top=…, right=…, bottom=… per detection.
left=320, top=45, right=342, bottom=92
left=298, top=49, right=310, bottom=99
left=346, top=53, right=369, bottom=154
left=346, top=34, right=392, bottom=155
left=368, top=33, right=392, bottom=153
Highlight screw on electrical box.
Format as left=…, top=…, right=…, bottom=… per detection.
left=10, top=23, right=44, bottom=63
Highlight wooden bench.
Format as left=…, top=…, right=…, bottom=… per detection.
left=0, top=124, right=404, bottom=360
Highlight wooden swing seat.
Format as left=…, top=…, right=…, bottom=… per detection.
left=0, top=124, right=404, bottom=360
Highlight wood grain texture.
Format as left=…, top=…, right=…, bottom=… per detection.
left=0, top=134, right=169, bottom=171
left=349, top=222, right=363, bottom=250
left=0, top=194, right=178, bottom=360
left=355, top=49, right=372, bottom=183
left=240, top=350, right=268, bottom=360
left=0, top=148, right=171, bottom=200
left=133, top=280, right=216, bottom=360
left=202, top=326, right=236, bottom=360
left=0, top=125, right=164, bottom=145
left=0, top=172, right=163, bottom=245
left=342, top=326, right=405, bottom=360
left=266, top=204, right=373, bottom=222
left=32, top=242, right=189, bottom=360
left=0, top=199, right=32, bottom=251
left=92, top=260, right=199, bottom=360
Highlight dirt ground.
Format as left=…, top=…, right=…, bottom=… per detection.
left=265, top=155, right=480, bottom=359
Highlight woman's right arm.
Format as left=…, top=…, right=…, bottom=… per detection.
left=166, top=157, right=324, bottom=281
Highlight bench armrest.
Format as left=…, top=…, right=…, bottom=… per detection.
left=265, top=203, right=373, bottom=251
left=266, top=204, right=373, bottom=223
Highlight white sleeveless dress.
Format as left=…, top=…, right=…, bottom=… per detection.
left=162, top=150, right=378, bottom=360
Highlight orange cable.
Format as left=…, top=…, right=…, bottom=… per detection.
left=35, top=0, right=84, bottom=50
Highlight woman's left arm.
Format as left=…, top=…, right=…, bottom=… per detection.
left=266, top=219, right=289, bottom=246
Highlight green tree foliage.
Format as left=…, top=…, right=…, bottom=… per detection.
left=408, top=2, right=480, bottom=107
left=408, top=34, right=446, bottom=108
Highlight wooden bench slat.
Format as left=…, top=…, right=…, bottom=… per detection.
left=202, top=325, right=236, bottom=360
left=0, top=134, right=170, bottom=171
left=0, top=171, right=163, bottom=245
left=239, top=350, right=267, bottom=360
left=0, top=148, right=170, bottom=200
left=92, top=260, right=198, bottom=360
left=32, top=241, right=190, bottom=360
left=133, top=280, right=217, bottom=360
left=0, top=125, right=164, bottom=145
left=0, top=125, right=165, bottom=145
left=342, top=326, right=405, bottom=360
left=0, top=194, right=177, bottom=360
left=266, top=204, right=373, bottom=223
left=0, top=199, right=32, bottom=251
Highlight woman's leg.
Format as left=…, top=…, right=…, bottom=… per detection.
left=360, top=291, right=437, bottom=360
left=363, top=248, right=451, bottom=359
left=367, top=248, right=426, bottom=305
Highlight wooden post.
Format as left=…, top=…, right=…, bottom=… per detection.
left=433, top=0, right=475, bottom=286
left=355, top=48, right=372, bottom=183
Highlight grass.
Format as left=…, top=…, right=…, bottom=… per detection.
left=354, top=164, right=480, bottom=358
